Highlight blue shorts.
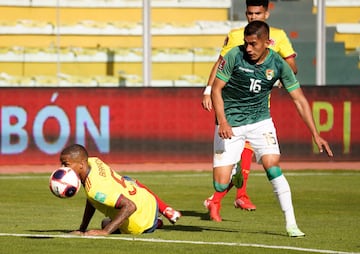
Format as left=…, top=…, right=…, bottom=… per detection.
left=143, top=203, right=159, bottom=233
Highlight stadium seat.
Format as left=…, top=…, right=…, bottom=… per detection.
left=0, top=72, right=35, bottom=87
left=153, top=48, right=193, bottom=62
left=334, top=23, right=360, bottom=51
left=32, top=75, right=60, bottom=87
left=0, top=47, right=23, bottom=62
left=112, top=48, right=138, bottom=62
left=57, top=73, right=97, bottom=87
left=193, top=48, right=219, bottom=62
left=120, top=74, right=143, bottom=87
left=336, top=23, right=360, bottom=34
left=72, top=47, right=107, bottom=62
left=313, top=0, right=360, bottom=7
left=92, top=75, right=121, bottom=87
left=174, top=74, right=206, bottom=87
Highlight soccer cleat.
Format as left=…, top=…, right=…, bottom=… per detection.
left=203, top=197, right=212, bottom=209
left=204, top=198, right=222, bottom=222
left=286, top=225, right=305, bottom=237
left=163, top=207, right=181, bottom=224
left=234, top=195, right=256, bottom=211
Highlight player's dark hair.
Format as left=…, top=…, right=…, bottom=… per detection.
left=61, top=144, right=88, bottom=160
left=244, top=20, right=269, bottom=39
left=246, top=0, right=269, bottom=9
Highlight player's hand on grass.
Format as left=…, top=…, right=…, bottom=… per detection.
left=202, top=95, right=212, bottom=111
left=84, top=229, right=109, bottom=236
left=70, top=230, right=84, bottom=235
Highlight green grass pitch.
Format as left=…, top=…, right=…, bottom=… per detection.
left=0, top=170, right=359, bottom=254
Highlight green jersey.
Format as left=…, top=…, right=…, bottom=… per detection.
left=216, top=46, right=300, bottom=127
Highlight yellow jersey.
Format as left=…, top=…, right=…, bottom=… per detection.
left=220, top=26, right=296, bottom=59
left=84, top=157, right=157, bottom=234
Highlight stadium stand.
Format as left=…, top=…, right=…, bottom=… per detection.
left=0, top=72, right=35, bottom=87
left=0, top=0, right=358, bottom=86
left=0, top=1, right=231, bottom=86
left=266, top=0, right=360, bottom=85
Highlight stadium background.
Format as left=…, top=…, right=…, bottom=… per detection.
left=0, top=0, right=359, bottom=167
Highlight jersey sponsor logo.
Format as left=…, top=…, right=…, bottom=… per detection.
left=239, top=66, right=254, bottom=73
left=218, top=57, right=226, bottom=71
left=266, top=69, right=275, bottom=80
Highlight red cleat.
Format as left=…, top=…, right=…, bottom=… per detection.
left=163, top=207, right=181, bottom=224
left=234, top=195, right=256, bottom=211
left=204, top=198, right=222, bottom=222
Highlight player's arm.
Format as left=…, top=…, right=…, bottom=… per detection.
left=202, top=33, right=232, bottom=112
left=288, top=87, right=333, bottom=157
left=85, top=195, right=137, bottom=236
left=277, top=29, right=298, bottom=74
left=284, top=56, right=297, bottom=75
left=71, top=199, right=96, bottom=235
left=202, top=56, right=222, bottom=111
left=211, top=77, right=233, bottom=139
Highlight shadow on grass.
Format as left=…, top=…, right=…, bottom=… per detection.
left=26, top=227, right=283, bottom=237
left=180, top=210, right=243, bottom=223
left=180, top=210, right=209, bottom=221
left=248, top=230, right=286, bottom=237
left=161, top=224, right=240, bottom=233
left=20, top=229, right=71, bottom=239
left=28, top=229, right=72, bottom=235
left=166, top=210, right=287, bottom=236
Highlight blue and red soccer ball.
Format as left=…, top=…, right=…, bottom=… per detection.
left=49, top=167, right=81, bottom=198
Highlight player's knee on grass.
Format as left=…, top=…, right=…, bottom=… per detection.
left=101, top=218, right=121, bottom=234
left=101, top=217, right=112, bottom=229
left=213, top=181, right=229, bottom=192
left=265, top=166, right=283, bottom=181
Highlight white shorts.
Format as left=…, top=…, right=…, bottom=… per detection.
left=213, top=118, right=280, bottom=167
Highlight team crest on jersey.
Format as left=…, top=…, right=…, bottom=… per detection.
left=218, top=57, right=226, bottom=71
left=266, top=69, right=274, bottom=80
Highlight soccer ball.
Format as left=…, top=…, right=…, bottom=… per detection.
left=49, top=167, right=81, bottom=198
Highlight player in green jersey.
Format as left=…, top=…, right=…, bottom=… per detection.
left=203, top=0, right=298, bottom=219
left=60, top=144, right=181, bottom=235
left=211, top=20, right=333, bottom=237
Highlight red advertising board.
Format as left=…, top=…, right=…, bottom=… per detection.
left=0, top=86, right=358, bottom=165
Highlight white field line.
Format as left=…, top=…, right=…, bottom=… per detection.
left=0, top=232, right=358, bottom=254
